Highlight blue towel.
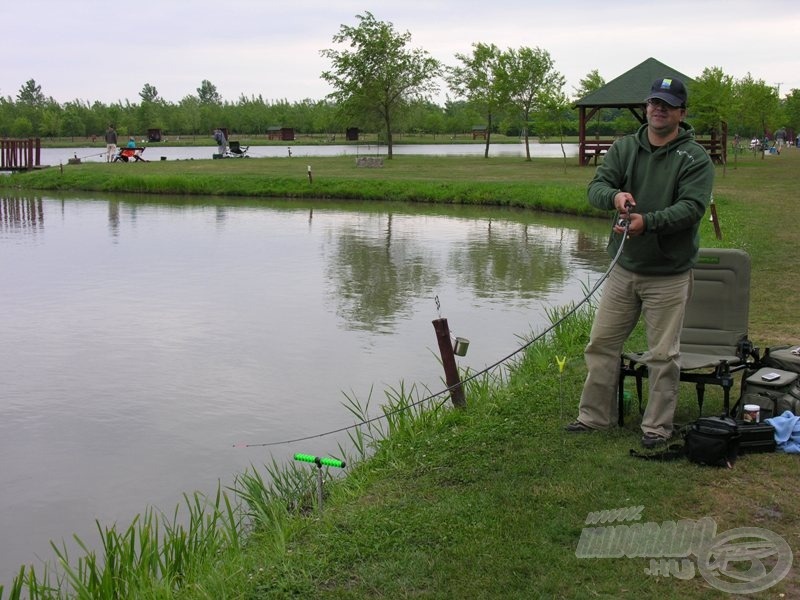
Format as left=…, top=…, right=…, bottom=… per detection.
left=764, top=411, right=800, bottom=453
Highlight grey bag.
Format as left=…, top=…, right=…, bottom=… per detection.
left=762, top=345, right=800, bottom=373
left=739, top=368, right=799, bottom=420
left=777, top=380, right=800, bottom=415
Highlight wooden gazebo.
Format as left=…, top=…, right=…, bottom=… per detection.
left=574, top=57, right=725, bottom=166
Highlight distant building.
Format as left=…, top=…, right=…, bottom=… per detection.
left=267, top=126, right=295, bottom=141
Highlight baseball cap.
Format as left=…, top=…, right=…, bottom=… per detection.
left=645, top=77, right=687, bottom=107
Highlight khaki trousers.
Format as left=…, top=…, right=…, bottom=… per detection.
left=577, top=265, right=693, bottom=438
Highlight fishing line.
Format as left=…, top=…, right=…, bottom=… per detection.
left=237, top=218, right=631, bottom=449
left=66, top=151, right=106, bottom=161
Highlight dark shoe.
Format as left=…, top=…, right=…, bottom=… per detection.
left=641, top=432, right=669, bottom=449
left=564, top=421, right=593, bottom=433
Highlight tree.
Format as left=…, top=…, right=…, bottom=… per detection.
left=10, top=116, right=34, bottom=137
left=498, top=46, right=564, bottom=160
left=442, top=98, right=480, bottom=137
left=39, top=109, right=63, bottom=137
left=61, top=104, right=87, bottom=137
left=178, top=95, right=202, bottom=134
left=690, top=67, right=734, bottom=133
left=734, top=74, right=781, bottom=146
left=573, top=69, right=605, bottom=100
left=533, top=88, right=572, bottom=169
left=197, top=80, right=222, bottom=105
left=690, top=67, right=735, bottom=170
left=17, top=79, right=45, bottom=106
left=321, top=11, right=441, bottom=159
left=573, top=69, right=610, bottom=139
left=448, top=43, right=506, bottom=158
left=139, top=83, right=159, bottom=103
left=784, top=89, right=800, bottom=139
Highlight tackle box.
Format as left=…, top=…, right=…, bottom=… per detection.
left=736, top=420, right=776, bottom=454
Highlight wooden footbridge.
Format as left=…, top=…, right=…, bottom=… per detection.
left=1, top=138, right=42, bottom=170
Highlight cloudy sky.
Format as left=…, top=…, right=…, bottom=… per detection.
left=5, top=0, right=798, bottom=105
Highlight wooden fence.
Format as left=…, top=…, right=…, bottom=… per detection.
left=1, top=138, right=42, bottom=170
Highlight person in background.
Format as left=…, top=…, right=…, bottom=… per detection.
left=774, top=128, right=786, bottom=154
left=105, top=124, right=118, bottom=163
left=564, top=77, right=715, bottom=449
left=213, top=128, right=227, bottom=156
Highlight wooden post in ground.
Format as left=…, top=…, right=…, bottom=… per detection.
left=432, top=318, right=466, bottom=408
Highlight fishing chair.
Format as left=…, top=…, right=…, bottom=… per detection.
left=618, top=248, right=757, bottom=425
left=113, top=147, right=146, bottom=162
left=227, top=141, right=250, bottom=158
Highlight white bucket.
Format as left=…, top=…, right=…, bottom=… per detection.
left=743, top=404, right=760, bottom=423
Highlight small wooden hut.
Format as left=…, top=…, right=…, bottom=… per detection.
left=267, top=126, right=295, bottom=141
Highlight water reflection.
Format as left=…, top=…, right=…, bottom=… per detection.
left=0, top=196, right=45, bottom=233
left=455, top=220, right=578, bottom=299
left=329, top=213, right=442, bottom=333
left=109, top=200, right=120, bottom=236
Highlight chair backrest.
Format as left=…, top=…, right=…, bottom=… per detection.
left=229, top=141, right=241, bottom=152
left=680, top=248, right=751, bottom=357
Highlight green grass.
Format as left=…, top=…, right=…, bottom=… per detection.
left=2, top=148, right=799, bottom=599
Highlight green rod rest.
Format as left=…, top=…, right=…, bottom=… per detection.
left=294, top=453, right=346, bottom=469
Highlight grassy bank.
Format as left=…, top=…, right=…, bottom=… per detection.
left=3, top=155, right=595, bottom=215
left=2, top=149, right=799, bottom=598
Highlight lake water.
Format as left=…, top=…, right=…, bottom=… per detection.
left=41, top=141, right=578, bottom=165
left=0, top=192, right=608, bottom=587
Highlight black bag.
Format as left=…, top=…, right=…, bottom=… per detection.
left=736, top=420, right=776, bottom=454
left=684, top=416, right=740, bottom=467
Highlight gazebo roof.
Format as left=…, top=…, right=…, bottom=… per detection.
left=574, top=57, right=694, bottom=108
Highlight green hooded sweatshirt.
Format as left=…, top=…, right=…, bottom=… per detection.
left=588, top=121, right=714, bottom=275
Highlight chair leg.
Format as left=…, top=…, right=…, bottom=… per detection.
left=696, top=382, right=706, bottom=416
left=721, top=376, right=734, bottom=417
left=618, top=361, right=626, bottom=426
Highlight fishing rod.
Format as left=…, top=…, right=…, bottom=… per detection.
left=62, top=151, right=106, bottom=163
left=235, top=216, right=632, bottom=449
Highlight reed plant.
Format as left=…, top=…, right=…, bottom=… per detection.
left=2, top=488, right=240, bottom=600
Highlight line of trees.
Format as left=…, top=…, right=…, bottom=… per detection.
left=2, top=12, right=798, bottom=154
